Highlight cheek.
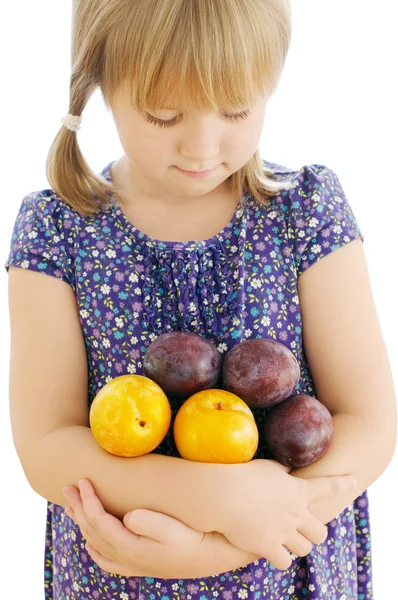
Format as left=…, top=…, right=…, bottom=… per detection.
left=116, top=122, right=166, bottom=165
left=225, top=120, right=263, bottom=158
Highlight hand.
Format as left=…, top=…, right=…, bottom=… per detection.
left=217, top=459, right=357, bottom=571
left=62, top=479, right=219, bottom=579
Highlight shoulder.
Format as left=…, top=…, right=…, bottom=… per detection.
left=18, top=188, right=84, bottom=229
left=261, top=160, right=355, bottom=224
left=262, top=159, right=344, bottom=197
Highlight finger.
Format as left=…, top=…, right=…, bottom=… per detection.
left=298, top=513, right=329, bottom=545
left=266, top=545, right=293, bottom=571
left=307, top=475, right=357, bottom=502
left=79, top=479, right=126, bottom=535
left=78, top=479, right=142, bottom=552
left=65, top=506, right=75, bottom=522
left=63, top=488, right=91, bottom=536
left=124, top=509, right=192, bottom=544
left=62, top=485, right=81, bottom=506
left=284, top=532, right=313, bottom=558
left=85, top=543, right=145, bottom=577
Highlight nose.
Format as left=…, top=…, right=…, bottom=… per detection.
left=179, top=116, right=221, bottom=167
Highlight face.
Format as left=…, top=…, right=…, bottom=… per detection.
left=109, top=87, right=268, bottom=203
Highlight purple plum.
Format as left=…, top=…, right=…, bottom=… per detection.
left=222, top=338, right=300, bottom=408
left=143, top=331, right=222, bottom=398
left=263, top=394, right=334, bottom=468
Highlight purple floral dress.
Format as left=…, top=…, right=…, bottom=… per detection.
left=4, top=159, right=373, bottom=599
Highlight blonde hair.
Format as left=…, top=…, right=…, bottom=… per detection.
left=46, top=0, right=296, bottom=217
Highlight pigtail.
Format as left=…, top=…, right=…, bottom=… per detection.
left=45, top=29, right=120, bottom=216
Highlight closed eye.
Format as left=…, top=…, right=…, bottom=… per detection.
left=144, top=109, right=253, bottom=128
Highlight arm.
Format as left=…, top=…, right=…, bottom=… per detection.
left=293, top=239, right=397, bottom=523
left=290, top=413, right=396, bottom=524
left=36, top=423, right=230, bottom=529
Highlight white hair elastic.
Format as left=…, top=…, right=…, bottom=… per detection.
left=61, top=113, right=82, bottom=132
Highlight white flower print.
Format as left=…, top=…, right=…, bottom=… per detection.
left=333, top=224, right=343, bottom=235
left=309, top=217, right=320, bottom=228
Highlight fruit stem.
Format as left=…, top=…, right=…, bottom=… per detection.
left=217, top=402, right=223, bottom=410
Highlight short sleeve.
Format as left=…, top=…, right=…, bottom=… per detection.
left=287, top=164, right=365, bottom=279
left=4, top=190, right=76, bottom=289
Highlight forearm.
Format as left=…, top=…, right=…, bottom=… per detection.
left=210, top=532, right=262, bottom=575
left=290, top=413, right=396, bottom=524
left=30, top=425, right=231, bottom=531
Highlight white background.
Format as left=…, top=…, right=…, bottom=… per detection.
left=1, top=1, right=397, bottom=597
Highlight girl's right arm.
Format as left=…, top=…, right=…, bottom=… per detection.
left=7, top=267, right=229, bottom=532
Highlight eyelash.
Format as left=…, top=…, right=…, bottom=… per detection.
left=144, top=109, right=253, bottom=128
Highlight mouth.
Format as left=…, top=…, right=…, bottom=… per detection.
left=174, top=165, right=219, bottom=178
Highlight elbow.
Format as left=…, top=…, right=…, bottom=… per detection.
left=16, top=452, right=50, bottom=503
left=14, top=441, right=66, bottom=507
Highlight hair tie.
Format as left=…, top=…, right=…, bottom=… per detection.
left=61, top=113, right=82, bottom=132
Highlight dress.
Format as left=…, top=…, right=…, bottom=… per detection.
left=4, top=158, right=373, bottom=599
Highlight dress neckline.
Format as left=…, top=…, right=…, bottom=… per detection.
left=101, top=160, right=248, bottom=251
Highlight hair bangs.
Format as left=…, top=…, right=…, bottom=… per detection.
left=102, top=0, right=285, bottom=115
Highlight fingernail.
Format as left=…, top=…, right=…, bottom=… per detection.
left=62, top=487, right=71, bottom=499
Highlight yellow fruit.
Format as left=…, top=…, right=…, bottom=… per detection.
left=173, top=389, right=258, bottom=463
left=89, top=374, right=171, bottom=457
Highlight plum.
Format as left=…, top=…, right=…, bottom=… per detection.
left=222, top=338, right=300, bottom=408
left=263, top=394, right=334, bottom=468
left=143, top=331, right=223, bottom=398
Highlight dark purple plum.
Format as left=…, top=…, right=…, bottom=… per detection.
left=263, top=394, right=334, bottom=468
left=143, top=331, right=222, bottom=398
left=222, top=338, right=300, bottom=408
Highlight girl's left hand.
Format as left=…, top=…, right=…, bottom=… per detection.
left=62, top=479, right=216, bottom=580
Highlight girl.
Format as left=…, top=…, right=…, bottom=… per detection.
left=5, top=1, right=396, bottom=599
